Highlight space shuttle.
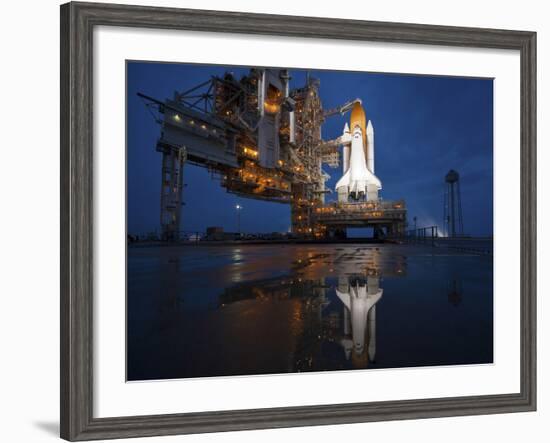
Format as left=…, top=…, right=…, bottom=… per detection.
left=336, top=276, right=383, bottom=362
left=336, top=102, right=381, bottom=202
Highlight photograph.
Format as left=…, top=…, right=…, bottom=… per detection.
left=0, top=0, right=541, bottom=441
left=126, top=62, right=494, bottom=381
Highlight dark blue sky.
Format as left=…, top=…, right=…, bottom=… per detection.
left=127, top=62, right=493, bottom=236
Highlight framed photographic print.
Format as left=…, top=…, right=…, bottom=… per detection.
left=60, top=1, right=536, bottom=441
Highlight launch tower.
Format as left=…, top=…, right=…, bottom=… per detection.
left=140, top=68, right=406, bottom=240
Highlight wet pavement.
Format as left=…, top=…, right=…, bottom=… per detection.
left=127, top=243, right=493, bottom=381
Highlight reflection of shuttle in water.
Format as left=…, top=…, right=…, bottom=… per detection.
left=336, top=275, right=382, bottom=364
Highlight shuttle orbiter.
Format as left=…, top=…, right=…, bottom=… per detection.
left=336, top=102, right=381, bottom=202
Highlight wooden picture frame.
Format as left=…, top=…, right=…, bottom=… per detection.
left=60, top=1, right=536, bottom=440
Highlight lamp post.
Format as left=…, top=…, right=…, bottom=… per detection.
left=235, top=204, right=242, bottom=236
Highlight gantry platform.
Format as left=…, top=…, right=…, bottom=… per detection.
left=311, top=200, right=407, bottom=238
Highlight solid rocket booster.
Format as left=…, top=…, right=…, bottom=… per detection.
left=336, top=102, right=381, bottom=200
left=342, top=123, right=350, bottom=175
left=366, top=120, right=374, bottom=174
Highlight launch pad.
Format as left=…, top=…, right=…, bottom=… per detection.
left=139, top=68, right=406, bottom=240
left=313, top=200, right=407, bottom=239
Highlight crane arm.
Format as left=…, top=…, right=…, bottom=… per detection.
left=323, top=98, right=362, bottom=119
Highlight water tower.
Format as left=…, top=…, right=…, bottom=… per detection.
left=444, top=169, right=464, bottom=237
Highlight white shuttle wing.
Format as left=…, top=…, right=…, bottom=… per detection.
left=335, top=289, right=351, bottom=311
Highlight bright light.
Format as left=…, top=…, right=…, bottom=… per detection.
left=236, top=204, right=242, bottom=210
